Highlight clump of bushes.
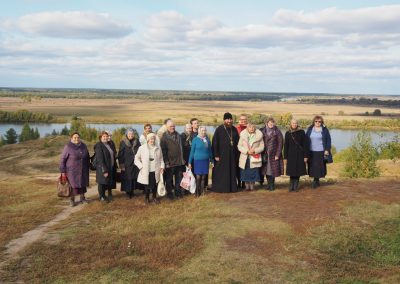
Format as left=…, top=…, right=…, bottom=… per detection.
left=342, top=131, right=380, bottom=178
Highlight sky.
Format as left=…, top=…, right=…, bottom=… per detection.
left=0, top=0, right=399, bottom=95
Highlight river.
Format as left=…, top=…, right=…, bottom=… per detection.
left=0, top=123, right=398, bottom=151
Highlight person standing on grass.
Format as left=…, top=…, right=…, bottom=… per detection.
left=190, top=118, right=200, bottom=137
left=118, top=128, right=140, bottom=199
left=236, top=114, right=248, bottom=189
left=260, top=117, right=284, bottom=191
left=135, top=133, right=165, bottom=204
left=188, top=126, right=213, bottom=197
left=160, top=120, right=185, bottom=199
left=238, top=122, right=264, bottom=191
left=284, top=119, right=309, bottom=192
left=211, top=112, right=240, bottom=193
left=105, top=130, right=117, bottom=199
left=306, top=115, right=332, bottom=189
left=157, top=118, right=171, bottom=140
left=60, top=132, right=90, bottom=207
left=95, top=131, right=116, bottom=202
left=140, top=124, right=160, bottom=146
left=181, top=123, right=193, bottom=166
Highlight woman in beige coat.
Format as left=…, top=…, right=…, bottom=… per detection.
left=135, top=133, right=165, bottom=204
left=237, top=122, right=265, bottom=191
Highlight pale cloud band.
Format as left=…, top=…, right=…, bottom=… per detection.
left=2, top=11, right=133, bottom=39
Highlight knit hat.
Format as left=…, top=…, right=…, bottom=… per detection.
left=223, top=112, right=233, bottom=120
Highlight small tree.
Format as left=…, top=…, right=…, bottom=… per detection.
left=342, top=131, right=380, bottom=178
left=0, top=136, right=5, bottom=146
left=379, top=135, right=400, bottom=163
left=60, top=126, right=69, bottom=136
left=19, top=123, right=32, bottom=142
left=373, top=109, right=382, bottom=116
left=5, top=128, right=18, bottom=144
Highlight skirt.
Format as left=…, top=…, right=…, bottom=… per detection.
left=240, top=158, right=260, bottom=182
left=194, top=159, right=209, bottom=175
left=72, top=187, right=87, bottom=195
left=308, top=151, right=327, bottom=178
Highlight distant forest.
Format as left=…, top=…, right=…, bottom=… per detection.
left=299, top=97, right=400, bottom=108
left=1, top=87, right=399, bottom=104
left=0, top=87, right=336, bottom=101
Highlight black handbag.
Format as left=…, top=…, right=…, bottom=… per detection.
left=324, top=152, right=333, bottom=163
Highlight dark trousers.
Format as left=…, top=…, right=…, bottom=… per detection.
left=165, top=166, right=183, bottom=198
left=98, top=184, right=110, bottom=199
left=145, top=172, right=157, bottom=200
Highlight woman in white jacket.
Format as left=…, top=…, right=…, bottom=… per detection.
left=135, top=133, right=165, bottom=204
left=237, top=122, right=265, bottom=191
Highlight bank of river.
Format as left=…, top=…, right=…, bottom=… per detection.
left=0, top=123, right=398, bottom=152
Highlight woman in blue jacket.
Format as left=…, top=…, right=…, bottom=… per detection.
left=306, top=115, right=332, bottom=189
left=188, top=126, right=213, bottom=197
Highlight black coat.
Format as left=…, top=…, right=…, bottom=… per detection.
left=117, top=137, right=140, bottom=181
left=180, top=132, right=193, bottom=165
left=284, top=129, right=310, bottom=177
left=211, top=124, right=239, bottom=193
left=95, top=142, right=116, bottom=185
left=160, top=131, right=185, bottom=168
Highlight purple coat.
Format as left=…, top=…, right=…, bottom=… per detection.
left=59, top=141, right=90, bottom=189
left=260, top=126, right=284, bottom=177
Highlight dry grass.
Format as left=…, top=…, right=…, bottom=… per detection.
left=2, top=179, right=400, bottom=283
left=1, top=97, right=399, bottom=124
left=0, top=177, right=65, bottom=251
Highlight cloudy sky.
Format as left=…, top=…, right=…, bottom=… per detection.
left=0, top=0, right=399, bottom=94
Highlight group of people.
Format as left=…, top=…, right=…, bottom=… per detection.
left=59, top=113, right=332, bottom=206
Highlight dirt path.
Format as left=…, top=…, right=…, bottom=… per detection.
left=0, top=183, right=99, bottom=271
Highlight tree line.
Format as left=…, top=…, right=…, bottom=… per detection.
left=0, top=110, right=54, bottom=123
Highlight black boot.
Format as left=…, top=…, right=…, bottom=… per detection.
left=294, top=178, right=300, bottom=192
left=289, top=178, right=294, bottom=192
left=311, top=178, right=319, bottom=189
left=270, top=177, right=275, bottom=191
left=266, top=176, right=271, bottom=191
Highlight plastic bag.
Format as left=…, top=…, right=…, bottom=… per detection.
left=188, top=169, right=196, bottom=194
left=157, top=173, right=166, bottom=197
left=180, top=168, right=191, bottom=190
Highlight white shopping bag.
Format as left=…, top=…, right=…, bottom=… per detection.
left=157, top=173, right=166, bottom=197
left=188, top=169, right=196, bottom=194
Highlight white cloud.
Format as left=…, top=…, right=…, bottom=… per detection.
left=5, top=11, right=133, bottom=39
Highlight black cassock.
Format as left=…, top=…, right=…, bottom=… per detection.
left=211, top=124, right=239, bottom=193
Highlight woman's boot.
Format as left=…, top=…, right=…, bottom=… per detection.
left=289, top=177, right=294, bottom=192
left=270, top=177, right=275, bottom=191
left=294, top=178, right=300, bottom=192
left=69, top=194, right=76, bottom=207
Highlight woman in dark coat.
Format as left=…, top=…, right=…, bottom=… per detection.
left=118, top=128, right=140, bottom=198
left=95, top=131, right=116, bottom=202
left=260, top=117, right=284, bottom=191
left=181, top=123, right=193, bottom=166
left=306, top=115, right=332, bottom=189
left=105, top=130, right=117, bottom=193
left=60, top=132, right=90, bottom=206
left=284, top=119, right=310, bottom=192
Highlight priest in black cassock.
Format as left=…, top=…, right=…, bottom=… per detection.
left=211, top=112, right=240, bottom=193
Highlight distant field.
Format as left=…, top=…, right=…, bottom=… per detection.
left=1, top=97, right=399, bottom=125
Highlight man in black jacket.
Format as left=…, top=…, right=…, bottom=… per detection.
left=160, top=120, right=185, bottom=199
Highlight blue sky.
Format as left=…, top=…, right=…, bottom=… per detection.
left=1, top=0, right=399, bottom=94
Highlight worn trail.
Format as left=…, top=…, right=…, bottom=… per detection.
left=0, top=184, right=98, bottom=271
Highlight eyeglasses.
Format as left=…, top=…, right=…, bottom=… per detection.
left=314, top=121, right=322, bottom=123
